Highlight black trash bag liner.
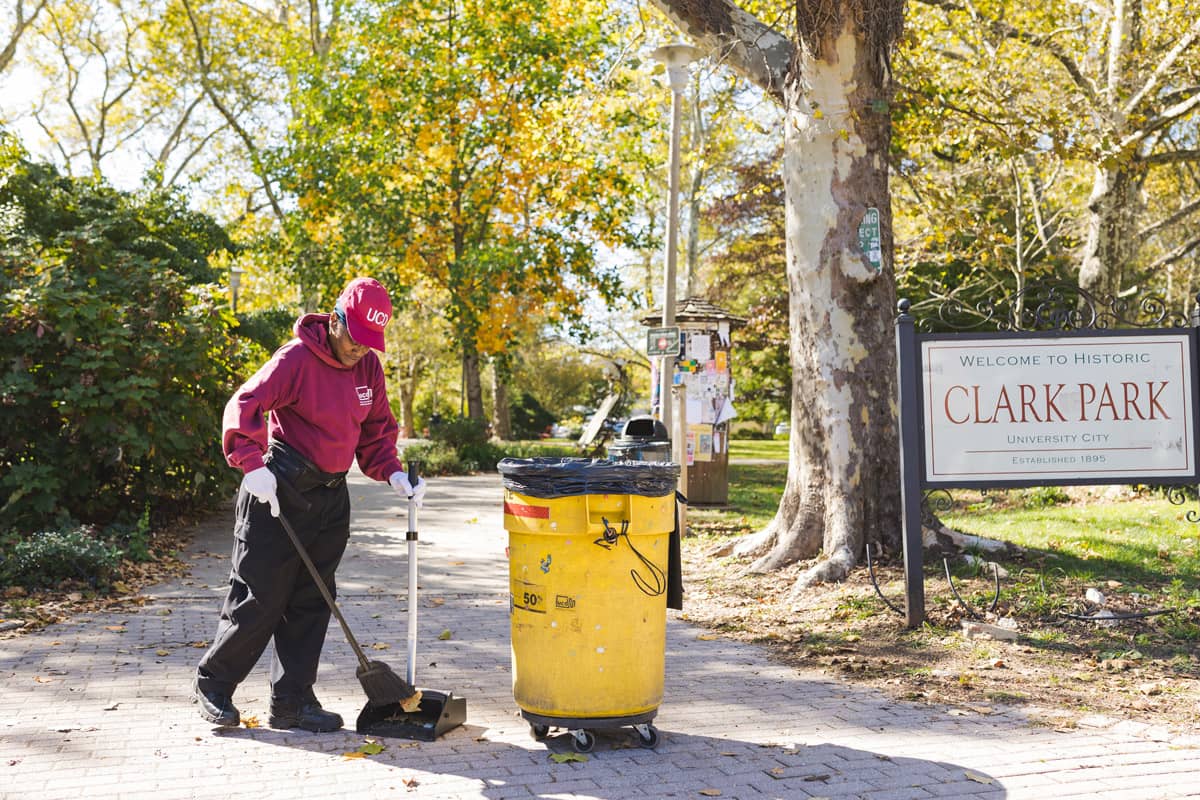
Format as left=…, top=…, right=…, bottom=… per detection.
left=498, top=457, right=680, bottom=499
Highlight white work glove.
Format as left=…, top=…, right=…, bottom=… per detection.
left=389, top=471, right=427, bottom=508
left=242, top=466, right=280, bottom=517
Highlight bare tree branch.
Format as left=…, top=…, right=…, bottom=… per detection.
left=916, top=0, right=1102, bottom=109
left=1146, top=235, right=1200, bottom=272
left=1143, top=149, right=1200, bottom=166
left=1122, top=17, right=1200, bottom=117
left=0, top=0, right=47, bottom=74
left=181, top=0, right=286, bottom=223
left=648, top=0, right=791, bottom=104
left=1139, top=198, right=1200, bottom=240
left=1122, top=91, right=1200, bottom=149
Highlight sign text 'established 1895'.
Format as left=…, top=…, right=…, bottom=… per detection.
left=921, top=332, right=1197, bottom=483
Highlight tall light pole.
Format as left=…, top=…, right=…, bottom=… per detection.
left=651, top=42, right=699, bottom=439
left=230, top=267, right=245, bottom=315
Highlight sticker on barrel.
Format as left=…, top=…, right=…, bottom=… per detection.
left=511, top=579, right=546, bottom=614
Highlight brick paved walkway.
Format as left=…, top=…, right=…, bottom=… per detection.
left=2, top=472, right=1198, bottom=799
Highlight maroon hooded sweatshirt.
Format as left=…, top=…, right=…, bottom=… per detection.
left=222, top=313, right=403, bottom=481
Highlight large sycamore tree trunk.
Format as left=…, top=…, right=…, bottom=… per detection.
left=653, top=0, right=904, bottom=590
left=1078, top=164, right=1145, bottom=298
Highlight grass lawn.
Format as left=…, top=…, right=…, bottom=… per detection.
left=728, top=438, right=788, bottom=461
left=939, top=489, right=1200, bottom=618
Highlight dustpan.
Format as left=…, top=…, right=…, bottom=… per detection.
left=356, top=461, right=466, bottom=739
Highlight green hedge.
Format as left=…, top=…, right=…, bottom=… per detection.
left=403, top=421, right=577, bottom=475
left=0, top=145, right=251, bottom=534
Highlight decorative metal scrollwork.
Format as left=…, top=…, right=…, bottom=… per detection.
left=1164, top=485, right=1200, bottom=523
left=920, top=488, right=954, bottom=527
left=919, top=282, right=1190, bottom=333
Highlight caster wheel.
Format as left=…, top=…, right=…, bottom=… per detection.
left=570, top=729, right=595, bottom=753
left=635, top=724, right=659, bottom=749
left=530, top=723, right=549, bottom=741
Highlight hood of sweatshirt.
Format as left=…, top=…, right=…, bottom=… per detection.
left=293, top=312, right=346, bottom=369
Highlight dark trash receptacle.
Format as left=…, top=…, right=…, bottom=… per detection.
left=609, top=415, right=672, bottom=462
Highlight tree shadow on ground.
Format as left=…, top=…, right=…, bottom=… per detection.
left=210, top=720, right=1006, bottom=799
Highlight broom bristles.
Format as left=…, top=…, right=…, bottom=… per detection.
left=357, top=660, right=419, bottom=707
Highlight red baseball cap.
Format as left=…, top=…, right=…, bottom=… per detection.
left=336, top=277, right=392, bottom=352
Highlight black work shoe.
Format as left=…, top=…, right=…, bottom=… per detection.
left=193, top=677, right=240, bottom=727
left=268, top=695, right=343, bottom=733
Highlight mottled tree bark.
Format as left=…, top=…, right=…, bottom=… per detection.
left=653, top=0, right=903, bottom=588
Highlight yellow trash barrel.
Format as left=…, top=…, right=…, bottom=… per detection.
left=498, top=457, right=680, bottom=749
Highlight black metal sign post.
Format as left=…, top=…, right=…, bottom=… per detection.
left=894, top=286, right=1200, bottom=629
left=894, top=300, right=925, bottom=627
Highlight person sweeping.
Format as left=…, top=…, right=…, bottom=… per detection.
left=194, top=276, right=427, bottom=732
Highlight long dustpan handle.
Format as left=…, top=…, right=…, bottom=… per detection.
left=274, top=475, right=373, bottom=672
left=405, top=461, right=421, bottom=686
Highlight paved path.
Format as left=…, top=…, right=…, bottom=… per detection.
left=2, top=472, right=1198, bottom=800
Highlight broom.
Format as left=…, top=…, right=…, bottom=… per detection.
left=274, top=477, right=421, bottom=711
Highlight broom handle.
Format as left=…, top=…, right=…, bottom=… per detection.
left=274, top=476, right=373, bottom=671
left=405, top=461, right=421, bottom=686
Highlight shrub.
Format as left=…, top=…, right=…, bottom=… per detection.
left=101, top=506, right=153, bottom=563
left=404, top=440, right=504, bottom=475
left=0, top=147, right=246, bottom=531
left=430, top=416, right=490, bottom=446
left=0, top=526, right=121, bottom=589
left=403, top=439, right=577, bottom=475
left=509, top=392, right=555, bottom=439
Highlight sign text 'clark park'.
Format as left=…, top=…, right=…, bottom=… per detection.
left=921, top=333, right=1197, bottom=483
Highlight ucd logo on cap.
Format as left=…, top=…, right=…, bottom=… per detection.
left=366, top=307, right=390, bottom=327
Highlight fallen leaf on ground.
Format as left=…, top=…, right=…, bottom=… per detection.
left=105, top=626, right=126, bottom=632
left=550, top=752, right=588, bottom=763
left=402, top=777, right=419, bottom=789
left=358, top=741, right=385, bottom=755
left=965, top=771, right=995, bottom=785
left=241, top=715, right=260, bottom=729
left=697, top=634, right=718, bottom=641
left=33, top=676, right=52, bottom=683
left=429, top=598, right=445, bottom=606
left=699, top=790, right=722, bottom=797
left=438, top=629, right=452, bottom=640
left=191, top=641, right=208, bottom=648
left=342, top=751, right=366, bottom=759
left=371, top=642, right=390, bottom=650
left=156, top=649, right=170, bottom=656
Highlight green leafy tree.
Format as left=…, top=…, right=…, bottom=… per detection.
left=703, top=149, right=789, bottom=425
left=896, top=0, right=1200, bottom=304
left=284, top=0, right=655, bottom=421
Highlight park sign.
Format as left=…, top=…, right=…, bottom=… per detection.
left=894, top=287, right=1200, bottom=628
left=921, top=331, right=1198, bottom=485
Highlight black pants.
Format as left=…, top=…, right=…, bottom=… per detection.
left=196, top=479, right=350, bottom=700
